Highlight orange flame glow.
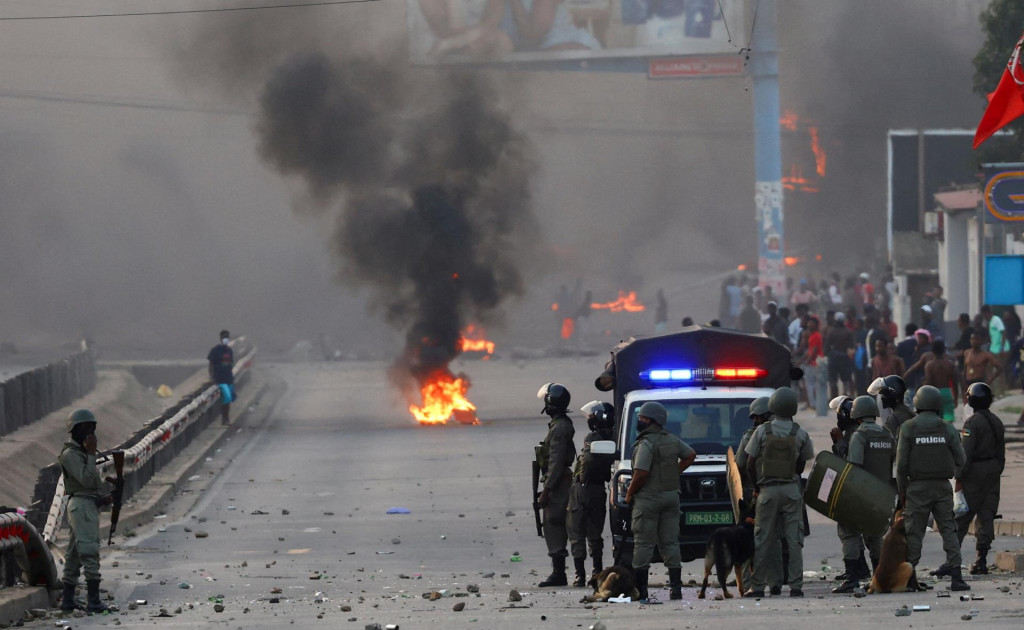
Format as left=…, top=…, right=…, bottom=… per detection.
left=561, top=317, right=575, bottom=340
left=779, top=110, right=798, bottom=132
left=409, top=371, right=478, bottom=425
left=551, top=302, right=559, bottom=311
left=591, top=290, right=646, bottom=312
left=782, top=165, right=819, bottom=193
left=459, top=324, right=495, bottom=354
left=809, top=126, right=826, bottom=177
left=784, top=256, right=801, bottom=266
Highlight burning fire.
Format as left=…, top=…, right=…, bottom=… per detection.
left=591, top=290, right=646, bottom=312
left=779, top=110, right=826, bottom=192
left=409, top=371, right=478, bottom=425
left=561, top=317, right=575, bottom=340
left=782, top=165, right=819, bottom=193
left=459, top=324, right=495, bottom=355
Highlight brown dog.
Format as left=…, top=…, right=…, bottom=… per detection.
left=581, top=566, right=640, bottom=603
left=867, top=509, right=923, bottom=593
left=697, top=501, right=755, bottom=600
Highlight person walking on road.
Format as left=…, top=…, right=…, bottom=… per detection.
left=896, top=385, right=969, bottom=592
left=59, top=409, right=112, bottom=614
left=207, top=330, right=235, bottom=425
left=625, top=401, right=696, bottom=602
left=568, top=401, right=615, bottom=586
left=952, top=382, right=1005, bottom=575
left=535, top=383, right=576, bottom=587
left=744, top=387, right=815, bottom=598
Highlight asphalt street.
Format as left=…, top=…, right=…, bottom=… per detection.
left=55, top=359, right=1024, bottom=629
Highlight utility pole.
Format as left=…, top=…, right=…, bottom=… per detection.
left=749, top=0, right=785, bottom=296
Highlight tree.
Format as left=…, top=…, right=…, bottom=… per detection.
left=973, top=0, right=1024, bottom=160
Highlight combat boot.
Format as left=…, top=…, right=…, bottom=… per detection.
left=832, top=560, right=860, bottom=594
left=950, top=567, right=971, bottom=592
left=60, top=582, right=80, bottom=612
left=969, top=552, right=988, bottom=575
left=572, top=558, right=587, bottom=587
left=538, top=557, right=568, bottom=587
left=668, top=568, right=683, bottom=600
left=591, top=554, right=603, bottom=576
left=634, top=567, right=649, bottom=602
left=85, top=580, right=109, bottom=614
left=930, top=563, right=954, bottom=578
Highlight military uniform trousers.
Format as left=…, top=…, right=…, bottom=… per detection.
left=568, top=482, right=606, bottom=561
left=956, top=462, right=1001, bottom=553
left=631, top=490, right=681, bottom=570
left=838, top=522, right=881, bottom=563
left=750, top=482, right=804, bottom=590
left=904, top=479, right=961, bottom=568
left=63, top=496, right=101, bottom=584
left=543, top=471, right=571, bottom=559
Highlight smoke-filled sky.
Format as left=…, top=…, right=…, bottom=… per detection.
left=0, top=0, right=992, bottom=354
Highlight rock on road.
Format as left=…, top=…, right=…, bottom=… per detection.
left=57, top=360, right=1024, bottom=630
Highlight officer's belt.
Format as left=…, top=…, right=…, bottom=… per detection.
left=68, top=493, right=100, bottom=500
left=759, top=479, right=798, bottom=487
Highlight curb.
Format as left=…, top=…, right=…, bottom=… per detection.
left=995, top=551, right=1024, bottom=572
left=0, top=586, right=52, bottom=626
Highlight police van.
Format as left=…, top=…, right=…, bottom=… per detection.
left=590, top=325, right=799, bottom=564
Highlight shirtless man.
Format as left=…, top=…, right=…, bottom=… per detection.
left=872, top=338, right=905, bottom=380
left=922, top=340, right=960, bottom=422
left=964, top=332, right=1002, bottom=388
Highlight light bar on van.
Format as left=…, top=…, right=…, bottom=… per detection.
left=640, top=367, right=766, bottom=383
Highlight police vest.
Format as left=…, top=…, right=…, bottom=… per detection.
left=856, top=424, right=894, bottom=483
left=575, top=432, right=614, bottom=484
left=760, top=422, right=800, bottom=481
left=908, top=416, right=955, bottom=480
left=635, top=430, right=683, bottom=493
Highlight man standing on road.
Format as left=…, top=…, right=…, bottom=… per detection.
left=625, top=401, right=696, bottom=602
left=207, top=330, right=235, bottom=425
left=736, top=397, right=784, bottom=595
left=744, top=387, right=815, bottom=598
left=59, top=409, right=112, bottom=614
left=833, top=396, right=895, bottom=593
left=964, top=332, right=1002, bottom=389
left=568, top=401, right=615, bottom=586
left=896, top=385, right=969, bottom=592
left=871, top=337, right=905, bottom=380
left=825, top=311, right=855, bottom=398
left=951, top=383, right=1005, bottom=576
left=535, top=383, right=576, bottom=587
left=903, top=340, right=961, bottom=423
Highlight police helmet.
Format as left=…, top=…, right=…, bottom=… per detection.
left=66, top=408, right=97, bottom=433
left=868, top=374, right=907, bottom=408
left=769, top=387, right=799, bottom=418
left=748, top=396, right=770, bottom=418
left=966, top=382, right=994, bottom=411
left=537, top=382, right=571, bottom=413
left=913, top=385, right=943, bottom=413
left=850, top=396, right=879, bottom=420
left=829, top=395, right=853, bottom=423
left=581, top=400, right=615, bottom=431
left=637, top=401, right=668, bottom=426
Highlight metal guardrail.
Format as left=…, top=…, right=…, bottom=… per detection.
left=0, top=512, right=58, bottom=589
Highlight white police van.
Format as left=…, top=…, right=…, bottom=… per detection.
left=591, top=326, right=799, bottom=564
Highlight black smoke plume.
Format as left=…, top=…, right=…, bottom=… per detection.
left=255, top=52, right=537, bottom=402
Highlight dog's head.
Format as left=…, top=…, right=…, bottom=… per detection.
left=738, top=498, right=756, bottom=526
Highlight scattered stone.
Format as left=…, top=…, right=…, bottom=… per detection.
left=398, top=574, right=410, bottom=579
left=241, top=561, right=248, bottom=567
left=183, top=527, right=192, bottom=533
left=853, top=587, right=866, bottom=598
left=72, top=610, right=85, bottom=618
left=482, top=572, right=495, bottom=578
left=961, top=614, right=974, bottom=621
left=173, top=607, right=182, bottom=614
left=30, top=609, right=47, bottom=619
left=324, top=512, right=335, bottom=516
left=112, top=561, right=119, bottom=567
left=340, top=605, right=352, bottom=612
left=508, top=589, right=522, bottom=602
left=458, top=514, right=465, bottom=518
left=178, top=582, right=191, bottom=589
left=391, top=538, right=401, bottom=545
left=895, top=607, right=912, bottom=617
left=198, top=517, right=207, bottom=523
left=500, top=574, right=510, bottom=578
left=271, top=587, right=283, bottom=594
left=467, top=584, right=480, bottom=593
left=155, top=609, right=173, bottom=618
left=251, top=510, right=268, bottom=515
left=505, top=511, right=515, bottom=517
left=128, top=603, right=138, bottom=611
left=310, top=573, right=323, bottom=580
left=589, top=623, right=608, bottom=630
left=282, top=509, right=290, bottom=515
left=365, top=624, right=382, bottom=630
left=453, top=602, right=466, bottom=612
left=214, top=604, right=225, bottom=613
left=1000, top=586, right=1010, bottom=593
left=269, top=597, right=280, bottom=604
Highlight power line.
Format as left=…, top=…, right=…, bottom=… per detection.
left=0, top=0, right=380, bottom=21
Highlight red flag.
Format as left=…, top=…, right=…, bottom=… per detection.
left=974, top=32, right=1024, bottom=149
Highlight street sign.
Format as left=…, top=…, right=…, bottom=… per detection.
left=984, top=170, right=1024, bottom=222
left=648, top=55, right=745, bottom=79
left=985, top=255, right=1024, bottom=305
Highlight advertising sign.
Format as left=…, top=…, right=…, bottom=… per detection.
left=984, top=169, right=1024, bottom=222
left=648, top=55, right=745, bottom=79
left=985, top=255, right=1024, bottom=305
left=755, top=180, right=785, bottom=295
left=406, top=0, right=744, bottom=66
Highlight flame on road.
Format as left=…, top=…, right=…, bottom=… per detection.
left=409, top=371, right=478, bottom=425
left=591, top=290, right=646, bottom=312
left=560, top=317, right=575, bottom=340
left=459, top=324, right=495, bottom=355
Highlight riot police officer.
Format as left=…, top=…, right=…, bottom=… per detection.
left=568, top=401, right=616, bottom=586
left=953, top=382, right=1005, bottom=575
left=827, top=395, right=864, bottom=588
left=736, top=397, right=782, bottom=595
left=624, top=401, right=696, bottom=601
left=895, top=385, right=969, bottom=591
left=834, top=396, right=895, bottom=593
left=744, top=387, right=815, bottom=598
left=59, top=409, right=111, bottom=614
left=535, top=383, right=576, bottom=587
left=869, top=375, right=915, bottom=443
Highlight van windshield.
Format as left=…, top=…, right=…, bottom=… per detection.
left=625, top=399, right=753, bottom=456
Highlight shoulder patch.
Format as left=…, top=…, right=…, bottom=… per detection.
left=962, top=428, right=971, bottom=437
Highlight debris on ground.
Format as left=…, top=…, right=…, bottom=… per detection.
left=508, top=589, right=522, bottom=602
left=895, top=606, right=911, bottom=617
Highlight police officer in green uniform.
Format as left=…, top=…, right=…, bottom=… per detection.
left=535, top=383, right=576, bottom=587
left=896, top=385, right=969, bottom=591
left=59, top=409, right=111, bottom=614
left=953, top=382, right=1005, bottom=575
left=744, top=386, right=814, bottom=598
left=827, top=396, right=863, bottom=588
left=735, top=397, right=783, bottom=595
left=625, top=401, right=696, bottom=601
left=833, top=396, right=895, bottom=593
left=869, top=375, right=915, bottom=443
left=568, top=401, right=616, bottom=586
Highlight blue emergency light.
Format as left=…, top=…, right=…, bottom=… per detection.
left=640, top=366, right=766, bottom=384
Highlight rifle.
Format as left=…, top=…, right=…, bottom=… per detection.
left=107, top=450, right=125, bottom=545
left=531, top=460, right=544, bottom=538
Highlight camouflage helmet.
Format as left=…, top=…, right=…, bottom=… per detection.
left=768, top=386, right=799, bottom=419
left=913, top=385, right=943, bottom=413
left=748, top=396, right=770, bottom=418
left=66, top=408, right=97, bottom=433
left=850, top=396, right=879, bottom=420
left=637, top=401, right=668, bottom=425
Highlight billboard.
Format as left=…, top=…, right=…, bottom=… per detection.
left=983, top=166, right=1024, bottom=222
left=406, top=0, right=744, bottom=66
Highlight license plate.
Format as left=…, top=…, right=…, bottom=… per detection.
left=684, top=511, right=733, bottom=525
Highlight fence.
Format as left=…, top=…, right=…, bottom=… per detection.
left=0, top=349, right=97, bottom=438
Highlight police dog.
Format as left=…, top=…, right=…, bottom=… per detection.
left=581, top=566, right=639, bottom=603
left=698, top=501, right=756, bottom=600
left=867, top=509, right=921, bottom=593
